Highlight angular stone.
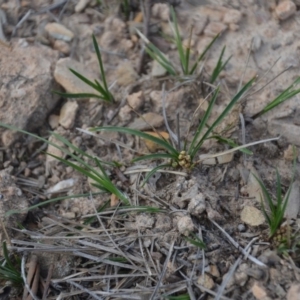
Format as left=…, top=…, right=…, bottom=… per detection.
left=275, top=1, right=296, bottom=20
left=127, top=91, right=144, bottom=110
left=223, top=9, right=242, bottom=24
left=0, top=39, right=60, bottom=146
left=204, top=22, right=227, bottom=37
left=45, top=22, right=74, bottom=42
left=54, top=58, right=97, bottom=94
left=75, top=0, right=90, bottom=13
left=129, top=112, right=164, bottom=130
left=59, top=100, right=79, bottom=129
left=241, top=206, right=265, bottom=226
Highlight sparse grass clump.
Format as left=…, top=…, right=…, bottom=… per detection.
left=253, top=150, right=296, bottom=240
left=54, top=35, right=114, bottom=103
left=0, top=242, right=22, bottom=287
left=137, top=6, right=229, bottom=78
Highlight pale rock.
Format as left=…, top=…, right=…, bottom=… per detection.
left=62, top=212, right=76, bottom=219
left=45, top=22, right=74, bottom=42
left=59, top=100, right=78, bottom=129
left=173, top=185, right=198, bottom=209
left=0, top=40, right=60, bottom=146
left=119, top=39, right=134, bottom=52
left=229, top=23, right=239, bottom=31
left=275, top=1, right=296, bottom=20
left=223, top=9, right=242, bottom=24
left=127, top=91, right=144, bottom=110
left=75, top=0, right=90, bottom=13
left=47, top=178, right=75, bottom=195
left=284, top=144, right=298, bottom=161
left=287, top=284, right=300, bottom=300
left=188, top=193, right=206, bottom=216
left=116, top=61, right=138, bottom=86
left=252, top=281, right=268, bottom=300
left=197, top=274, right=215, bottom=291
left=208, top=265, right=220, bottom=278
left=54, top=57, right=97, bottom=94
left=136, top=214, right=155, bottom=231
left=152, top=3, right=170, bottom=21
left=252, top=35, right=263, bottom=52
left=204, top=22, right=227, bottom=37
left=235, top=263, right=249, bottom=286
left=53, top=40, right=70, bottom=54
left=129, top=112, right=164, bottom=130
left=118, top=105, right=132, bottom=122
left=268, top=120, right=300, bottom=146
left=200, top=6, right=224, bottom=22
left=48, top=114, right=60, bottom=129
left=241, top=206, right=265, bottom=226
left=161, top=21, right=182, bottom=37
left=104, top=17, right=126, bottom=36
left=150, top=88, right=185, bottom=113
left=100, top=31, right=116, bottom=49
left=284, top=181, right=300, bottom=219
left=151, top=58, right=168, bottom=77
left=177, top=215, right=194, bottom=236
left=191, top=13, right=208, bottom=35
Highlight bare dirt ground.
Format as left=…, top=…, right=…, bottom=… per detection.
left=1, top=0, right=300, bottom=299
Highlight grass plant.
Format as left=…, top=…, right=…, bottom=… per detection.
left=92, top=77, right=256, bottom=181
left=253, top=152, right=296, bottom=238
left=253, top=76, right=300, bottom=118
left=137, top=7, right=221, bottom=77
left=54, top=35, right=114, bottom=103
left=0, top=242, right=22, bottom=287
left=0, top=123, right=129, bottom=206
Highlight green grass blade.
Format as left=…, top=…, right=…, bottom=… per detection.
left=141, top=164, right=170, bottom=186
left=210, top=46, right=232, bottom=84
left=190, top=33, right=219, bottom=75
left=211, top=135, right=253, bottom=155
left=92, top=35, right=110, bottom=94
left=145, top=45, right=177, bottom=76
left=2, top=242, right=18, bottom=273
left=184, top=234, right=206, bottom=249
left=256, top=77, right=300, bottom=117
left=69, top=68, right=100, bottom=91
left=92, top=126, right=179, bottom=156
left=189, top=87, right=220, bottom=158
left=192, top=77, right=256, bottom=157
left=132, top=153, right=174, bottom=163
left=170, top=6, right=187, bottom=74
left=136, top=29, right=177, bottom=75
left=52, top=91, right=110, bottom=100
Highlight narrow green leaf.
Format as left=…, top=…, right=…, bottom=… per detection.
left=141, top=164, right=170, bottom=187
left=92, top=126, right=179, bottom=156
left=190, top=33, right=219, bottom=74
left=189, top=87, right=220, bottom=158
left=192, top=77, right=256, bottom=157
left=69, top=68, right=99, bottom=90
left=210, top=46, right=232, bottom=84
left=211, top=135, right=253, bottom=155
left=255, top=77, right=300, bottom=117
left=52, top=91, right=110, bottom=100
left=92, top=35, right=110, bottom=94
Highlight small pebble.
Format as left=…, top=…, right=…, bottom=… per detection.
left=238, top=224, right=246, bottom=232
